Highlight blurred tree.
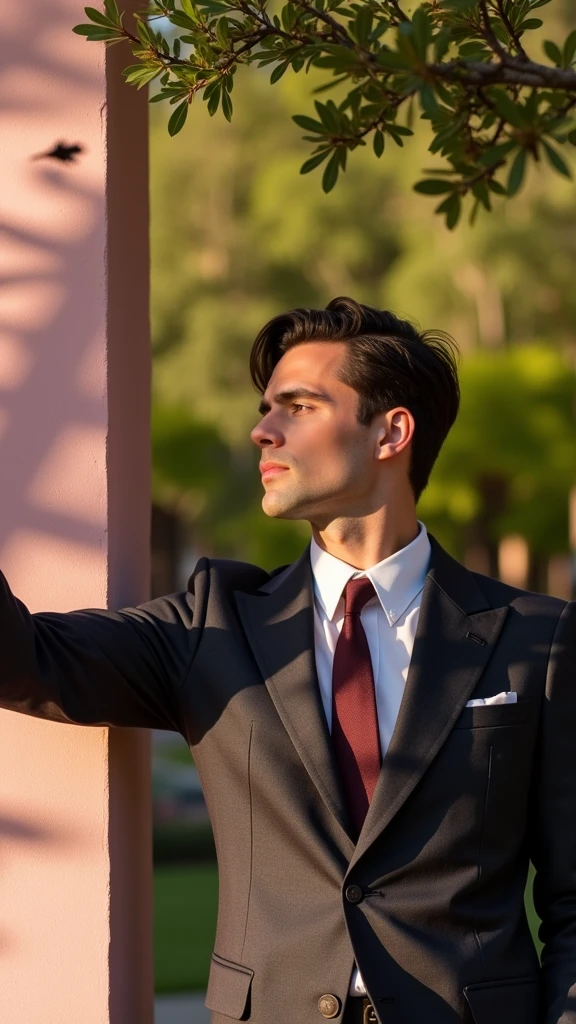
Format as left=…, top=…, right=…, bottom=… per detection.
left=77, top=0, right=576, bottom=229
left=419, top=345, right=576, bottom=581
left=148, top=56, right=576, bottom=572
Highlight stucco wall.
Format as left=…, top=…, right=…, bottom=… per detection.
left=0, top=1, right=152, bottom=1020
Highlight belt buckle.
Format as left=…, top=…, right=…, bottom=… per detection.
left=363, top=1001, right=378, bottom=1024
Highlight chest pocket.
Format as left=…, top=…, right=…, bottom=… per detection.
left=453, top=700, right=534, bottom=730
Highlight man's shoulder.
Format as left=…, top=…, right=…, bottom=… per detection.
left=186, top=554, right=293, bottom=596
left=469, top=566, right=568, bottom=617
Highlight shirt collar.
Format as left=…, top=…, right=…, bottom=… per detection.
left=310, top=521, right=431, bottom=627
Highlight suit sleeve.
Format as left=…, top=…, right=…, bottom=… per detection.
left=0, top=562, right=207, bottom=733
left=529, top=599, right=576, bottom=1024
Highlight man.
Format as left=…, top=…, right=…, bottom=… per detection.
left=0, top=296, right=574, bottom=1024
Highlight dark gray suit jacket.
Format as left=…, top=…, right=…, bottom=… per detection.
left=1, top=536, right=575, bottom=1024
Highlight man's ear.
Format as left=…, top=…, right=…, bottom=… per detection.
left=375, top=407, right=415, bottom=461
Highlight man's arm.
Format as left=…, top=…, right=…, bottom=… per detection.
left=0, top=562, right=205, bottom=734
left=529, top=599, right=576, bottom=1024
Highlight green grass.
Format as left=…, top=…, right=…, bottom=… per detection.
left=154, top=863, right=218, bottom=993
left=153, top=862, right=542, bottom=994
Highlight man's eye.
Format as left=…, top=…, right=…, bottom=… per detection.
left=292, top=403, right=312, bottom=413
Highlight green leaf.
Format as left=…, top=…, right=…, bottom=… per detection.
left=167, top=100, right=188, bottom=136
left=221, top=89, right=233, bottom=122
left=563, top=29, right=576, bottom=67
left=478, top=140, right=517, bottom=167
left=541, top=39, right=561, bottom=65
left=419, top=85, right=440, bottom=119
left=203, top=78, right=221, bottom=101
left=293, top=115, right=329, bottom=134
left=568, top=129, right=576, bottom=146
left=322, top=150, right=340, bottom=193
left=124, top=65, right=162, bottom=87
left=169, top=11, right=198, bottom=30
left=281, top=3, right=299, bottom=32
left=542, top=140, right=572, bottom=178
left=207, top=85, right=221, bottom=116
left=439, top=0, right=477, bottom=10
left=414, top=179, right=454, bottom=195
left=312, top=74, right=349, bottom=95
left=373, top=130, right=385, bottom=158
left=411, top=6, right=432, bottom=59
left=377, top=49, right=409, bottom=71
left=123, top=62, right=149, bottom=77
left=489, top=90, right=527, bottom=128
left=436, top=193, right=461, bottom=231
left=352, top=6, right=373, bottom=46
left=314, top=101, right=340, bottom=133
left=472, top=180, right=491, bottom=211
left=104, top=0, right=120, bottom=20
left=83, top=6, right=116, bottom=27
left=459, top=41, right=490, bottom=58
left=519, top=18, right=543, bottom=30
left=136, top=19, right=151, bottom=45
left=216, top=17, right=230, bottom=47
left=300, top=150, right=332, bottom=174
left=433, top=27, right=451, bottom=61
left=469, top=198, right=480, bottom=228
left=73, top=25, right=121, bottom=38
left=507, top=147, right=527, bottom=196
left=487, top=179, right=507, bottom=195
left=270, top=62, right=289, bottom=84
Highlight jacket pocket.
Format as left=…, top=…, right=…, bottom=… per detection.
left=464, top=975, right=540, bottom=1024
left=454, top=700, right=533, bottom=730
left=205, top=952, right=254, bottom=1020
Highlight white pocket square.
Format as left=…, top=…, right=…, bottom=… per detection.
left=466, top=691, right=517, bottom=707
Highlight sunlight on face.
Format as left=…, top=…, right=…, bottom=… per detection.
left=250, top=342, right=382, bottom=523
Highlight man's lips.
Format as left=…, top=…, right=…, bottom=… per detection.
left=260, top=462, right=289, bottom=480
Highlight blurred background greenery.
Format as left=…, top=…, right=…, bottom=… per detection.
left=150, top=0, right=575, bottom=994
left=150, top=2, right=576, bottom=590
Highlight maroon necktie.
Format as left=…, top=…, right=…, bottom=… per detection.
left=332, top=576, right=382, bottom=837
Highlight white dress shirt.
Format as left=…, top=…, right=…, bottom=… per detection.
left=309, top=521, right=431, bottom=997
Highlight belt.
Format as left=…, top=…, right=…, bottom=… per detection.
left=343, top=998, right=378, bottom=1024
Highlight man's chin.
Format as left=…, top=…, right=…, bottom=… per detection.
left=261, top=491, right=307, bottom=521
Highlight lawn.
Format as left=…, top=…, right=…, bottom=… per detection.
left=153, top=863, right=542, bottom=994
left=154, top=863, right=218, bottom=993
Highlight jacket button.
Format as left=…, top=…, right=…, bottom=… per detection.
left=345, top=884, right=363, bottom=904
left=318, top=993, right=341, bottom=1018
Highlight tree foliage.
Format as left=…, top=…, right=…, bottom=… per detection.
left=75, top=0, right=576, bottom=227
left=146, top=67, right=576, bottom=571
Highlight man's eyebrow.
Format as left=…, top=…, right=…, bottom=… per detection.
left=258, top=388, right=332, bottom=415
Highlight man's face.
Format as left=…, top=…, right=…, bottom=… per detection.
left=250, top=342, right=386, bottom=523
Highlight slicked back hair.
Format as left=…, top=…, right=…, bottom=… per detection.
left=250, top=296, right=460, bottom=502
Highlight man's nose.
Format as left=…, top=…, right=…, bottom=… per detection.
left=250, top=415, right=282, bottom=448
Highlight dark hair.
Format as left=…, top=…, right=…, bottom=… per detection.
left=250, top=296, right=460, bottom=501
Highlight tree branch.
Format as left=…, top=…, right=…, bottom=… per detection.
left=495, top=0, right=528, bottom=60
left=478, top=0, right=509, bottom=62
left=387, top=0, right=409, bottom=24
left=427, top=57, right=576, bottom=92
left=289, top=0, right=354, bottom=47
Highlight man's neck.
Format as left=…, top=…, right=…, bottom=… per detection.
left=310, top=507, right=420, bottom=571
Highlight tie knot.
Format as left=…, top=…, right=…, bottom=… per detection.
left=343, top=576, right=375, bottom=617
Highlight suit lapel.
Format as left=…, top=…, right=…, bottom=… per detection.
left=350, top=537, right=508, bottom=867
left=234, top=548, right=355, bottom=856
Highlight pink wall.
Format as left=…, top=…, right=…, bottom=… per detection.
left=0, top=1, right=152, bottom=1020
